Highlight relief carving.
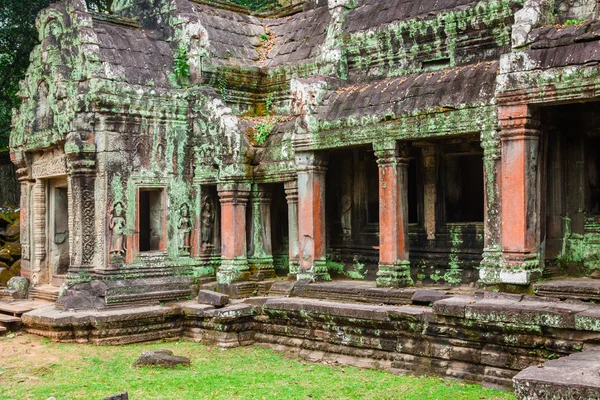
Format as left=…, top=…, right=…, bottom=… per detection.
left=178, top=203, right=192, bottom=254
left=32, top=155, right=67, bottom=179
left=201, top=195, right=215, bottom=254
left=109, top=201, right=126, bottom=263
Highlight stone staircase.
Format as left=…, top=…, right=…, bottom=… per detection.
left=0, top=302, right=32, bottom=335
left=29, top=285, right=60, bottom=303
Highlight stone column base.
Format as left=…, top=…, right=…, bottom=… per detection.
left=288, top=260, right=300, bottom=279
left=479, top=252, right=542, bottom=285
left=217, top=259, right=250, bottom=285
left=248, top=256, right=276, bottom=280
left=297, top=260, right=329, bottom=282
left=376, top=261, right=413, bottom=288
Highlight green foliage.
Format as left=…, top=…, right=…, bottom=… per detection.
left=173, top=47, right=190, bottom=86
left=254, top=122, right=273, bottom=144
left=0, top=0, right=54, bottom=150
left=564, top=19, right=586, bottom=26
left=226, top=0, right=283, bottom=12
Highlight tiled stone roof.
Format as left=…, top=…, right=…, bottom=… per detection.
left=343, top=0, right=480, bottom=32
left=94, top=21, right=174, bottom=87
left=313, top=61, right=498, bottom=125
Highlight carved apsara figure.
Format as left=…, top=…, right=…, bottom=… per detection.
left=201, top=195, right=215, bottom=250
left=178, top=203, right=192, bottom=253
left=109, top=201, right=126, bottom=260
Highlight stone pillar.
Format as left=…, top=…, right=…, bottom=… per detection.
left=32, top=179, right=47, bottom=285
left=217, top=182, right=251, bottom=284
left=374, top=140, right=413, bottom=288
left=15, top=165, right=33, bottom=281
left=285, top=180, right=300, bottom=278
left=494, top=104, right=543, bottom=284
left=67, top=154, right=96, bottom=280
left=296, top=152, right=329, bottom=281
left=422, top=146, right=437, bottom=241
left=247, top=184, right=275, bottom=279
left=479, top=130, right=504, bottom=282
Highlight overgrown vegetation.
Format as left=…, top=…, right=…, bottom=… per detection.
left=0, top=0, right=53, bottom=149
left=226, top=0, right=284, bottom=12
left=0, top=334, right=515, bottom=400
left=174, top=47, right=191, bottom=86
left=0, top=0, right=113, bottom=150
left=563, top=18, right=587, bottom=26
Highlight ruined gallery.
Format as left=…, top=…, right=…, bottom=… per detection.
left=5, top=0, right=600, bottom=396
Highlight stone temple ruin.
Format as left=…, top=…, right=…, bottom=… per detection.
left=6, top=0, right=600, bottom=397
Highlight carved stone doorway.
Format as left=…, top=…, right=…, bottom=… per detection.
left=47, top=177, right=69, bottom=286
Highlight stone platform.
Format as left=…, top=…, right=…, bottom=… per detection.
left=514, top=347, right=600, bottom=400
left=534, top=278, right=600, bottom=301
left=19, top=288, right=600, bottom=392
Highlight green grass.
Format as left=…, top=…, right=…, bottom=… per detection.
left=0, top=334, right=515, bottom=400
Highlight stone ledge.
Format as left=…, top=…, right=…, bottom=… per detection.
left=514, top=347, right=600, bottom=400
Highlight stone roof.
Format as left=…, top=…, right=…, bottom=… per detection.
left=94, top=20, right=174, bottom=88
left=174, top=0, right=264, bottom=67
left=526, top=21, right=600, bottom=68
left=264, top=6, right=331, bottom=67
left=313, top=61, right=498, bottom=126
left=343, top=0, right=480, bottom=32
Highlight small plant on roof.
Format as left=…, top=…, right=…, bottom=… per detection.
left=174, top=47, right=190, bottom=85
left=254, top=122, right=273, bottom=144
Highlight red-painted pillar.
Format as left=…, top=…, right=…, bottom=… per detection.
left=375, top=141, right=413, bottom=287
left=296, top=152, right=328, bottom=281
left=498, top=104, right=543, bottom=284
left=217, top=182, right=250, bottom=284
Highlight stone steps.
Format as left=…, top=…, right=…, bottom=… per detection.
left=534, top=279, right=600, bottom=301
left=0, top=313, right=22, bottom=332
left=30, top=286, right=60, bottom=303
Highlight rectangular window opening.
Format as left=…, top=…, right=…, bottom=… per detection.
left=139, top=189, right=164, bottom=252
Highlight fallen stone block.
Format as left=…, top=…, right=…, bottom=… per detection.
left=133, top=350, right=190, bottom=368
left=6, top=276, right=30, bottom=299
left=198, top=290, right=229, bottom=307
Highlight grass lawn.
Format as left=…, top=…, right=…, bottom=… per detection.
left=0, top=333, right=516, bottom=400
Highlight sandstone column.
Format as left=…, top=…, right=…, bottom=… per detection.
left=479, top=130, right=504, bottom=282
left=67, top=153, right=96, bottom=280
left=422, top=146, right=437, bottom=241
left=32, top=179, right=47, bottom=285
left=217, top=182, right=251, bottom=284
left=285, top=180, right=300, bottom=278
left=247, top=184, right=275, bottom=279
left=296, top=152, right=329, bottom=281
left=497, top=104, right=543, bottom=284
left=374, top=140, right=413, bottom=287
left=15, top=163, right=33, bottom=281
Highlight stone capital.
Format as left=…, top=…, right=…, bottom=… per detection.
left=217, top=183, right=251, bottom=204
left=374, top=141, right=409, bottom=166
left=284, top=180, right=299, bottom=203
left=295, top=151, right=328, bottom=173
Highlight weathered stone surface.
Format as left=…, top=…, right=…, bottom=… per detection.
left=197, top=290, right=229, bottom=307
left=411, top=289, right=449, bottom=305
left=6, top=276, right=29, bottom=299
left=133, top=350, right=190, bottom=368
left=514, top=347, right=600, bottom=400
